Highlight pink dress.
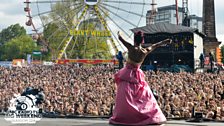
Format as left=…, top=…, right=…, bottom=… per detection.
left=109, top=63, right=166, bottom=125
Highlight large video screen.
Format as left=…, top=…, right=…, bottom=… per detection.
left=143, top=33, right=194, bottom=52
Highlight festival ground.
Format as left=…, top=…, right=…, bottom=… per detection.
left=0, top=116, right=223, bottom=126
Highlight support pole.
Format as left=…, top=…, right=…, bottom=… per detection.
left=175, top=0, right=179, bottom=25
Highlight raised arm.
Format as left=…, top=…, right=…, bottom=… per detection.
left=118, top=32, right=133, bottom=50
left=146, top=39, right=172, bottom=54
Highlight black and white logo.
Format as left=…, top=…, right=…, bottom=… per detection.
left=5, top=87, right=44, bottom=124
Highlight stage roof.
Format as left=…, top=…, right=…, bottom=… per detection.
left=131, top=23, right=205, bottom=37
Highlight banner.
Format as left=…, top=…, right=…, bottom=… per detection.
left=27, top=54, right=32, bottom=65
left=57, top=59, right=118, bottom=65
left=70, top=30, right=111, bottom=37
left=204, top=57, right=210, bottom=65
left=12, top=59, right=25, bottom=67
left=33, top=51, right=42, bottom=56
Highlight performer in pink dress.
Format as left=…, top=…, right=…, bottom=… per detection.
left=109, top=31, right=172, bottom=125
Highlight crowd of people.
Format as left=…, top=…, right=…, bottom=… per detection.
left=0, top=64, right=224, bottom=120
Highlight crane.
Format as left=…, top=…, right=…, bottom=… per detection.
left=148, top=0, right=157, bottom=25
left=175, top=0, right=189, bottom=26
left=182, top=0, right=189, bottom=26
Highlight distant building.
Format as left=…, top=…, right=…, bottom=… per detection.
left=146, top=5, right=202, bottom=32
left=202, top=0, right=221, bottom=56
left=188, top=15, right=203, bottom=32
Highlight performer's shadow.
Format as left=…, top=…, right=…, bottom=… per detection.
left=109, top=124, right=165, bottom=126
left=109, top=122, right=205, bottom=126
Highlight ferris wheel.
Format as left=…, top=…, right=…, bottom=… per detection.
left=24, top=0, right=151, bottom=60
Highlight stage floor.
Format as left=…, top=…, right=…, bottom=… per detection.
left=0, top=117, right=223, bottom=126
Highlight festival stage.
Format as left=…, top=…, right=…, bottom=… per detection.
left=0, top=116, right=223, bottom=126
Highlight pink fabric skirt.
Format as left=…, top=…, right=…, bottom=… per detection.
left=109, top=63, right=166, bottom=125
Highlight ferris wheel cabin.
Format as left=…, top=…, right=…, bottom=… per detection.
left=85, top=0, right=98, bottom=6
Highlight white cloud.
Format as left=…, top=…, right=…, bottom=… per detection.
left=0, top=0, right=28, bottom=30
left=217, top=34, right=224, bottom=46
left=0, top=12, right=26, bottom=30
left=0, top=0, right=223, bottom=45
left=217, top=21, right=224, bottom=44
left=0, top=0, right=25, bottom=15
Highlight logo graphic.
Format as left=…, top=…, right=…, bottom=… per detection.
left=4, top=90, right=43, bottom=124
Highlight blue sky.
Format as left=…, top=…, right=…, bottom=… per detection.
left=0, top=0, right=223, bottom=45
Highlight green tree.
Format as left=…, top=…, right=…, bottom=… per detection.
left=67, top=20, right=111, bottom=59
left=0, top=35, right=40, bottom=60
left=0, top=24, right=26, bottom=46
left=45, top=0, right=78, bottom=30
left=40, top=1, right=78, bottom=60
left=43, top=23, right=67, bottom=60
left=42, top=1, right=112, bottom=60
left=221, top=45, right=224, bottom=63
